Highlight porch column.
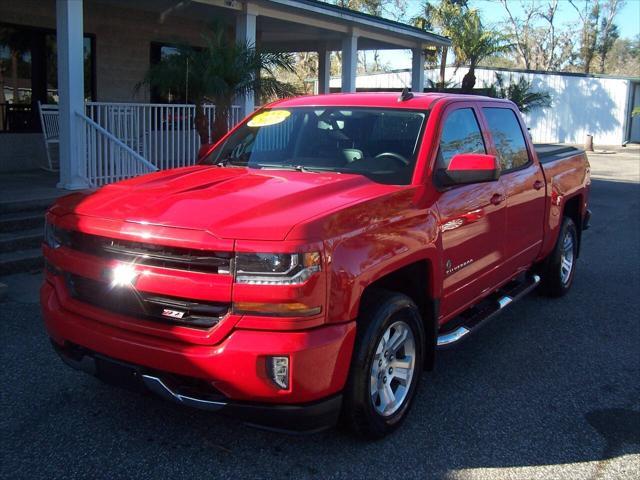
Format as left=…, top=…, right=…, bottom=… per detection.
left=440, top=46, right=448, bottom=86
left=341, top=33, right=358, bottom=93
left=318, top=46, right=331, bottom=95
left=56, top=0, right=88, bottom=190
left=236, top=10, right=257, bottom=117
left=411, top=47, right=425, bottom=93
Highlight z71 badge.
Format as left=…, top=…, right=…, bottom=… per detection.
left=162, top=309, right=185, bottom=319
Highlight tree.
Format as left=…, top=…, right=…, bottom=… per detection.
left=568, top=0, right=597, bottom=74
left=416, top=1, right=511, bottom=92
left=603, top=35, right=640, bottom=75
left=498, top=0, right=577, bottom=72
left=596, top=0, right=624, bottom=73
left=490, top=73, right=551, bottom=113
left=498, top=0, right=542, bottom=70
left=331, top=0, right=407, bottom=21
left=138, top=23, right=297, bottom=144
left=569, top=0, right=625, bottom=74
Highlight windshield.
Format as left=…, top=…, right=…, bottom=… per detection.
left=201, top=107, right=427, bottom=185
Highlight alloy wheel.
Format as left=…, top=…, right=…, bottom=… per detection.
left=369, top=320, right=416, bottom=417
left=560, top=230, right=575, bottom=285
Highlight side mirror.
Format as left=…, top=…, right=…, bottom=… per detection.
left=436, top=153, right=500, bottom=187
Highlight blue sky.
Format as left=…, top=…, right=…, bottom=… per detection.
left=467, top=0, right=640, bottom=38
left=378, top=0, right=640, bottom=69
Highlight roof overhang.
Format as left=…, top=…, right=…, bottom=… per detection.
left=193, top=0, right=451, bottom=51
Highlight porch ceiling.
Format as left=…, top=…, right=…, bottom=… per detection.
left=95, top=0, right=449, bottom=52
left=257, top=16, right=405, bottom=52
left=250, top=0, right=450, bottom=50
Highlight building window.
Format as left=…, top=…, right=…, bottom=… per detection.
left=0, top=23, right=95, bottom=132
left=150, top=42, right=188, bottom=104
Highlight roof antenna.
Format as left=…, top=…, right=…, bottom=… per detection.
left=398, top=87, right=414, bottom=102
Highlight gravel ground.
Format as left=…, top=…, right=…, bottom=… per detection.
left=1, top=147, right=638, bottom=480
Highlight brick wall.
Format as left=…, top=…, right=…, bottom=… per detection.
left=0, top=0, right=214, bottom=102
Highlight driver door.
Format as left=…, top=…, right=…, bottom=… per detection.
left=434, top=104, right=507, bottom=321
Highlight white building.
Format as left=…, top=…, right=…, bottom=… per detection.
left=330, top=66, right=640, bottom=146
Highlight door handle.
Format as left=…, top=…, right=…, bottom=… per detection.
left=533, top=180, right=544, bottom=190
left=490, top=193, right=505, bottom=205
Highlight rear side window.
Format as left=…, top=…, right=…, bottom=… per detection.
left=438, top=108, right=486, bottom=169
left=483, top=108, right=530, bottom=171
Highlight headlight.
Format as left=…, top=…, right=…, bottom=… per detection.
left=234, top=252, right=321, bottom=285
left=44, top=221, right=63, bottom=249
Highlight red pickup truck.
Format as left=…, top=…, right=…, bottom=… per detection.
left=42, top=92, right=591, bottom=438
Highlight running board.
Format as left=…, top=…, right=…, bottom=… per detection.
left=437, top=274, right=540, bottom=348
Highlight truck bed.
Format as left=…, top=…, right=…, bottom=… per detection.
left=534, top=144, right=585, bottom=164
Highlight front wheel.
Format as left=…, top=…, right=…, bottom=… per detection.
left=540, top=217, right=578, bottom=297
left=342, top=290, right=425, bottom=439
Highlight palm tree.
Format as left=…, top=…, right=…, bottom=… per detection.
left=415, top=1, right=511, bottom=93
left=490, top=73, right=551, bottom=113
left=138, top=23, right=298, bottom=144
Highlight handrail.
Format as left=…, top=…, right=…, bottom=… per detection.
left=76, top=111, right=158, bottom=171
left=77, top=111, right=158, bottom=186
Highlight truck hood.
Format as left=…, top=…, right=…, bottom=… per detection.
left=53, top=166, right=395, bottom=241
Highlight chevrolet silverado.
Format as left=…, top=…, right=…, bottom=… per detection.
left=42, top=92, right=591, bottom=438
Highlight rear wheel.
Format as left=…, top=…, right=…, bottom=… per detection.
left=540, top=217, right=578, bottom=297
left=342, top=290, right=425, bottom=439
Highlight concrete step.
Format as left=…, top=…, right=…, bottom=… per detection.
left=0, top=196, right=59, bottom=215
left=0, top=249, right=43, bottom=276
left=0, top=228, right=43, bottom=253
left=0, top=211, right=45, bottom=233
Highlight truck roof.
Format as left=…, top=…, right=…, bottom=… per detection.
left=268, top=92, right=511, bottom=110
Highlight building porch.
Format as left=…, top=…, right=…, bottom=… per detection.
left=0, top=0, right=450, bottom=190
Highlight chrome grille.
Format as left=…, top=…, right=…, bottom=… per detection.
left=66, top=274, right=229, bottom=328
left=64, top=231, right=232, bottom=274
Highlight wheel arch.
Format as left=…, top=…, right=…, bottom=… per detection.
left=358, top=259, right=438, bottom=371
left=563, top=194, right=584, bottom=257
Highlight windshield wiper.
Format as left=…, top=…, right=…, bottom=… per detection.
left=255, top=164, right=318, bottom=173
left=215, top=155, right=232, bottom=167
left=216, top=153, right=249, bottom=167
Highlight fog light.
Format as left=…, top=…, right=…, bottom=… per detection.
left=267, top=356, right=289, bottom=390
left=110, top=263, right=139, bottom=288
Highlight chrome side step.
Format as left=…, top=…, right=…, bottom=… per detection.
left=437, top=274, right=540, bottom=348
left=437, top=326, right=470, bottom=346
left=141, top=374, right=227, bottom=411
left=497, top=296, right=513, bottom=308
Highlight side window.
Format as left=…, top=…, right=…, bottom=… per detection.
left=483, top=108, right=530, bottom=171
left=438, top=108, right=486, bottom=169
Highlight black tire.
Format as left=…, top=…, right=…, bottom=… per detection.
left=540, top=217, right=578, bottom=297
left=342, top=289, right=425, bottom=439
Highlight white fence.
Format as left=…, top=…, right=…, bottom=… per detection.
left=78, top=112, right=158, bottom=186
left=85, top=103, right=243, bottom=171
left=40, top=102, right=243, bottom=186
left=330, top=67, right=634, bottom=145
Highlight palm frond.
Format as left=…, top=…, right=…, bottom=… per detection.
left=137, top=23, right=297, bottom=141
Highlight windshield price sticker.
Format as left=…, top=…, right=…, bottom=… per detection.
left=247, top=110, right=291, bottom=127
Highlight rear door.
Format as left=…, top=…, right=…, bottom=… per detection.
left=435, top=103, right=507, bottom=321
left=482, top=106, right=546, bottom=274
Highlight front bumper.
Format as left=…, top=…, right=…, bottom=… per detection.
left=42, top=280, right=356, bottom=431
left=52, top=341, right=342, bottom=433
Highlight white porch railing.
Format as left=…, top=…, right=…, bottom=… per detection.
left=77, top=112, right=158, bottom=186
left=41, top=102, right=243, bottom=186
left=85, top=102, right=243, bottom=171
